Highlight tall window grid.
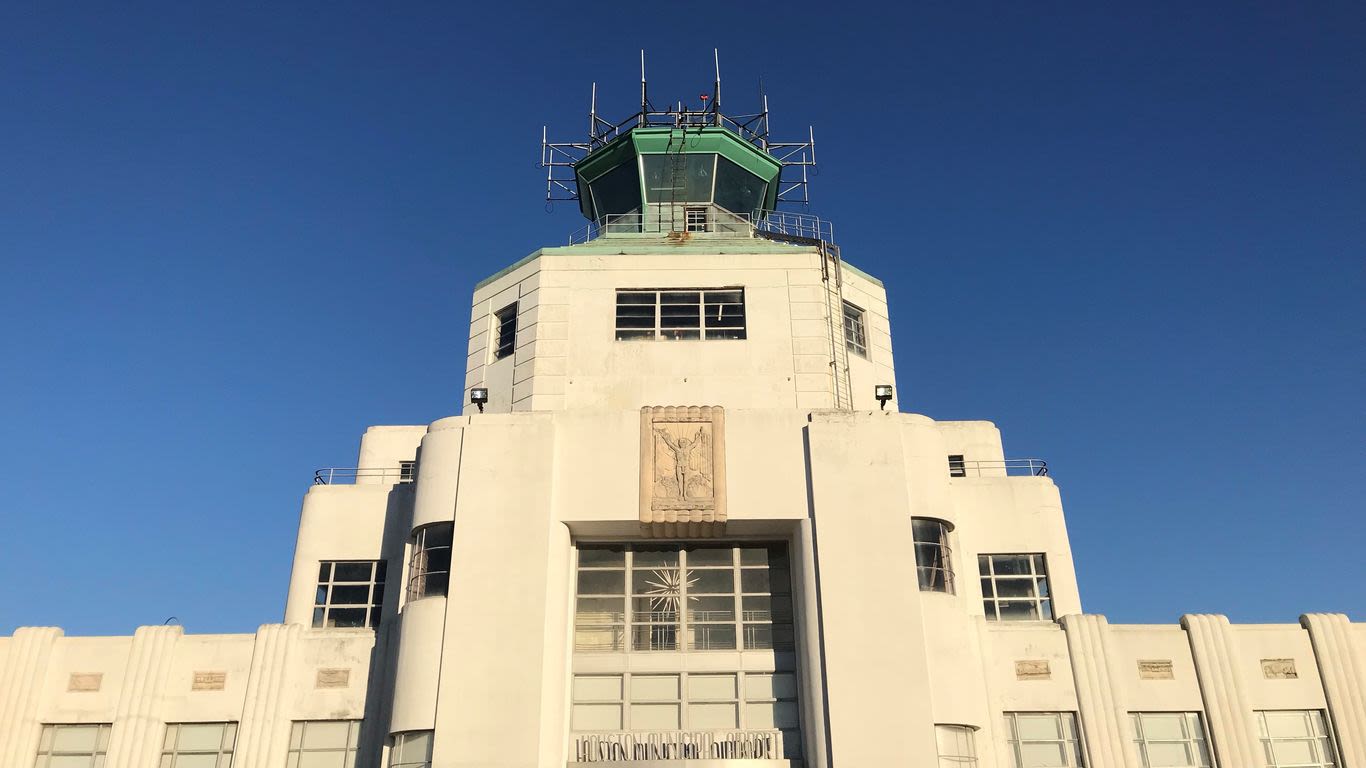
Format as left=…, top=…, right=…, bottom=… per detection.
left=574, top=544, right=793, bottom=653
left=314, top=560, right=386, bottom=629
left=1257, top=710, right=1338, bottom=768
left=912, top=518, right=955, bottom=593
left=390, top=731, right=433, bottom=768
left=1129, top=712, right=1211, bottom=768
left=161, top=722, right=237, bottom=768
left=407, top=523, right=452, bottom=600
left=842, top=301, right=867, bottom=358
left=34, top=724, right=111, bottom=768
left=493, top=302, right=518, bottom=360
left=614, top=289, right=746, bottom=341
left=1004, top=712, right=1086, bottom=768
left=286, top=721, right=360, bottom=768
left=935, top=724, right=978, bottom=767
left=980, top=554, right=1053, bottom=621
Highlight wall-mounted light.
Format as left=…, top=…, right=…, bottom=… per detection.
left=874, top=384, right=894, bottom=410
left=469, top=387, right=489, bottom=413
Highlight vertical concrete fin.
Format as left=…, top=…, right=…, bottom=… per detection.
left=1060, top=614, right=1139, bottom=768
left=1301, top=613, right=1366, bottom=767
left=1181, top=614, right=1260, bottom=767
left=106, top=625, right=182, bottom=768
left=236, top=623, right=302, bottom=768
left=0, top=627, right=63, bottom=767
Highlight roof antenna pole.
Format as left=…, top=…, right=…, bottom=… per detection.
left=639, top=49, right=648, bottom=126
left=589, top=82, right=597, bottom=144
left=713, top=48, right=722, bottom=125
left=762, top=89, right=771, bottom=150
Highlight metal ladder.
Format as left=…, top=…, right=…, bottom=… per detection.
left=665, top=128, right=688, bottom=232
left=819, top=240, right=853, bottom=409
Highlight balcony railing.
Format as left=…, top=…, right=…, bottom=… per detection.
left=949, top=459, right=1049, bottom=478
left=567, top=206, right=834, bottom=246
left=312, top=467, right=412, bottom=485
left=573, top=729, right=785, bottom=762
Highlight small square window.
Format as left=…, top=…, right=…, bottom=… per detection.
left=314, top=560, right=386, bottom=629
left=980, top=554, right=1053, bottom=621
left=685, top=207, right=709, bottom=232
left=493, top=302, right=518, bottom=360
left=399, top=460, right=416, bottom=483
left=842, top=301, right=867, bottom=358
left=948, top=454, right=967, bottom=477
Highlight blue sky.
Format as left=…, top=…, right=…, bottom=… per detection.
left=1, top=2, right=1362, bottom=635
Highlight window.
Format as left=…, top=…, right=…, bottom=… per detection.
left=684, top=207, right=708, bottom=232
left=390, top=731, right=433, bottom=768
left=936, top=724, right=978, bottom=767
left=399, top=460, right=416, bottom=483
left=1257, top=710, right=1338, bottom=768
left=1004, top=712, right=1086, bottom=768
left=1130, top=712, right=1211, bottom=768
left=980, top=554, right=1053, bottom=621
left=574, top=544, right=793, bottom=652
left=570, top=672, right=800, bottom=759
left=34, top=724, right=110, bottom=768
left=842, top=301, right=867, bottom=358
left=161, top=722, right=237, bottom=767
left=314, top=560, right=387, bottom=629
left=287, top=721, right=359, bottom=768
left=614, top=289, right=746, bottom=341
left=948, top=454, right=967, bottom=478
left=493, top=302, right=517, bottom=360
left=912, top=518, right=954, bottom=593
left=408, top=523, right=453, bottom=600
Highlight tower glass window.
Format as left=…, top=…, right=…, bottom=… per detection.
left=493, top=302, right=518, bottom=360
left=614, top=289, right=746, bottom=341
left=314, top=560, right=387, bottom=628
left=408, top=523, right=453, bottom=600
left=287, top=721, right=360, bottom=767
left=980, top=554, right=1053, bottom=621
left=390, top=730, right=434, bottom=768
left=912, top=518, right=954, bottom=593
left=936, top=724, right=978, bottom=767
left=842, top=301, right=867, bottom=358
left=1004, top=712, right=1086, bottom=768
left=1257, top=710, right=1338, bottom=768
left=948, top=454, right=967, bottom=477
left=161, top=722, right=237, bottom=767
left=34, top=724, right=111, bottom=768
left=1129, top=712, right=1211, bottom=768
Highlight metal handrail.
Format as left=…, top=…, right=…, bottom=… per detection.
left=567, top=206, right=835, bottom=246
left=313, top=467, right=410, bottom=485
left=950, top=459, right=1050, bottom=478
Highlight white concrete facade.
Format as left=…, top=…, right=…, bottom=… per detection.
left=3, top=229, right=1363, bottom=768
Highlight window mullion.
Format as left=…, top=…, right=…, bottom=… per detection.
left=679, top=549, right=689, bottom=652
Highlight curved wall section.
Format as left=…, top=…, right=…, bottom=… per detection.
left=412, top=419, right=466, bottom=530
left=390, top=597, right=447, bottom=733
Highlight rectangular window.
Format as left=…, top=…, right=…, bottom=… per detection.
left=493, top=302, right=517, bottom=360
left=614, top=289, right=746, bottom=341
left=1130, top=712, right=1211, bottom=768
left=390, top=730, right=433, bottom=768
left=161, top=722, right=237, bottom=767
left=399, top=460, right=416, bottom=483
left=287, top=721, right=360, bottom=767
left=1004, top=712, right=1086, bottom=768
left=575, top=544, right=792, bottom=653
left=912, top=518, right=955, bottom=593
left=314, top=560, right=387, bottom=629
left=685, top=207, right=709, bottom=232
left=1257, top=710, right=1338, bottom=768
left=34, top=724, right=110, bottom=768
left=936, top=724, right=978, bottom=767
left=980, top=554, right=1053, bottom=621
left=842, top=301, right=867, bottom=358
left=408, top=523, right=453, bottom=600
left=948, top=454, right=967, bottom=478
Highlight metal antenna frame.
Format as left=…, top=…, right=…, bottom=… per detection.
left=541, top=49, right=816, bottom=206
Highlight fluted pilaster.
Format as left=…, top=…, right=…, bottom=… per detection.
left=1061, top=614, right=1139, bottom=768
left=0, top=627, right=63, bottom=767
left=1301, top=613, right=1366, bottom=767
left=105, top=625, right=182, bottom=768
left=1181, top=614, right=1260, bottom=767
left=236, top=623, right=302, bottom=768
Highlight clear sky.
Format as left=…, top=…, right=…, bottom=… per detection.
left=1, top=2, right=1362, bottom=636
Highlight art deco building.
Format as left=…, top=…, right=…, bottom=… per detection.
left=2, top=72, right=1363, bottom=768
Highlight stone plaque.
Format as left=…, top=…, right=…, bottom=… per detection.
left=67, top=673, right=102, bottom=692
left=1015, top=660, right=1051, bottom=680
left=192, top=671, right=227, bottom=691
left=1262, top=658, right=1298, bottom=679
left=315, top=668, right=351, bottom=689
left=1138, top=660, right=1175, bottom=680
left=639, top=406, right=726, bottom=535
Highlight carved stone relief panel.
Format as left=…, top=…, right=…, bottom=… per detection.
left=639, top=406, right=726, bottom=535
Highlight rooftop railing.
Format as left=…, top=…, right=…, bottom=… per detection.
left=950, top=459, right=1050, bottom=478
left=312, top=467, right=412, bottom=485
left=567, top=206, right=833, bottom=246
left=573, top=729, right=786, bottom=763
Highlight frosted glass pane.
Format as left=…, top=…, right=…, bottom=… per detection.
left=1271, top=740, right=1316, bottom=764
left=394, top=731, right=432, bottom=761
left=53, top=727, right=100, bottom=752
left=772, top=701, right=799, bottom=729
left=747, top=701, right=777, bottom=729
left=176, top=724, right=227, bottom=752
left=688, top=674, right=736, bottom=700
left=1019, top=742, right=1067, bottom=767
left=631, top=704, right=680, bottom=730
left=936, top=725, right=974, bottom=757
left=745, top=673, right=797, bottom=700
left=574, top=676, right=622, bottom=702
left=297, top=753, right=345, bottom=768
left=300, top=722, right=350, bottom=750
left=631, top=675, right=679, bottom=701
left=1263, top=711, right=1310, bottom=738
left=50, top=757, right=94, bottom=768
left=690, top=703, right=738, bottom=729
left=1016, top=715, right=1063, bottom=741
left=1145, top=742, right=1191, bottom=765
left=173, top=755, right=218, bottom=768
left=1142, top=714, right=1186, bottom=740
left=572, top=704, right=622, bottom=731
